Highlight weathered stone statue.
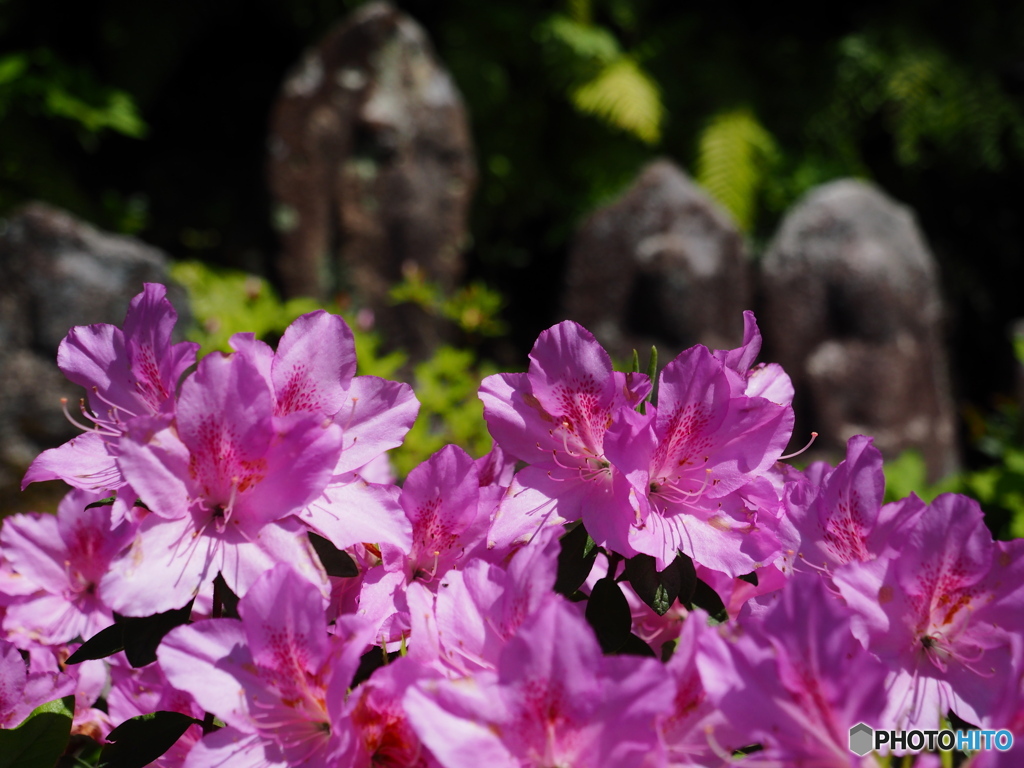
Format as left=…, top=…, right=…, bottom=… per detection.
left=563, top=159, right=752, bottom=364
left=268, top=2, right=476, bottom=357
left=0, top=203, right=185, bottom=508
left=760, top=179, right=958, bottom=480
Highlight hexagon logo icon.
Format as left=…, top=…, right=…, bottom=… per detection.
left=849, top=722, right=873, bottom=756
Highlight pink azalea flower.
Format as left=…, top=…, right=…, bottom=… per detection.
left=24, top=283, right=199, bottom=492
left=406, top=526, right=561, bottom=677
left=479, top=321, right=650, bottom=540
left=105, top=349, right=342, bottom=615
left=0, top=638, right=75, bottom=729
left=605, top=319, right=794, bottom=574
left=777, top=435, right=926, bottom=585
left=834, top=493, right=1024, bottom=727
left=158, top=563, right=374, bottom=767
left=337, top=658, right=442, bottom=767
left=351, top=446, right=495, bottom=647
left=405, top=597, right=675, bottom=768
left=229, top=312, right=418, bottom=555
left=1, top=488, right=136, bottom=646
left=697, top=575, right=889, bottom=767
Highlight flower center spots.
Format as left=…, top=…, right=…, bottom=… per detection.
left=821, top=494, right=870, bottom=564
left=276, top=365, right=321, bottom=416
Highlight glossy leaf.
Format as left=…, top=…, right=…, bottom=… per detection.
left=0, top=695, right=74, bottom=768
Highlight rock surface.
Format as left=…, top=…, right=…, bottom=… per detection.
left=0, top=202, right=186, bottom=508
left=563, top=159, right=752, bottom=363
left=268, top=1, right=476, bottom=358
left=759, top=179, right=958, bottom=479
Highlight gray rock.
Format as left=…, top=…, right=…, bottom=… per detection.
left=760, top=179, right=958, bottom=480
left=0, top=202, right=186, bottom=508
left=268, top=1, right=476, bottom=358
left=563, top=159, right=752, bottom=363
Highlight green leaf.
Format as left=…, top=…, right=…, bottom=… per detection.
left=0, top=695, right=74, bottom=768
left=623, top=552, right=695, bottom=615
left=571, top=56, right=664, bottom=144
left=690, top=577, right=727, bottom=624
left=98, top=711, right=201, bottom=768
left=554, top=523, right=599, bottom=597
left=0, top=55, right=28, bottom=86
left=585, top=577, right=632, bottom=653
left=65, top=622, right=125, bottom=664
left=68, top=601, right=194, bottom=668
left=84, top=496, right=116, bottom=510
left=309, top=532, right=359, bottom=578
left=695, top=108, right=778, bottom=232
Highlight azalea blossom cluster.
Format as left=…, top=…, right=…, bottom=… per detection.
left=1, top=283, right=1023, bottom=767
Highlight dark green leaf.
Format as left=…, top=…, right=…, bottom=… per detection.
left=630, top=348, right=640, bottom=373
left=120, top=600, right=194, bottom=667
left=308, top=532, right=359, bottom=578
left=212, top=574, right=240, bottom=619
left=738, top=571, right=758, bottom=586
left=690, top=577, right=727, bottom=624
left=554, top=523, right=598, bottom=597
left=84, top=496, right=116, bottom=510
left=66, top=622, right=125, bottom=664
left=623, top=552, right=696, bottom=615
left=585, top=577, right=631, bottom=653
left=98, top=711, right=201, bottom=768
left=617, top=633, right=657, bottom=657
left=646, top=346, right=658, bottom=404
left=0, top=695, right=74, bottom=768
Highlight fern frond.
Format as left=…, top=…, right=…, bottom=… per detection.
left=571, top=56, right=664, bottom=144
left=694, top=108, right=778, bottom=232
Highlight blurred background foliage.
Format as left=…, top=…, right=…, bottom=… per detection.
left=2, top=0, right=1024, bottom=520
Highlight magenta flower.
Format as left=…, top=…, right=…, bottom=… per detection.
left=105, top=349, right=343, bottom=615
left=0, top=638, right=75, bottom=729
left=158, top=563, right=374, bottom=767
left=406, top=526, right=561, bottom=677
left=777, top=435, right=926, bottom=585
left=24, top=283, right=199, bottom=492
left=697, top=575, right=889, bottom=767
left=479, top=321, right=650, bottom=537
left=1, top=488, right=135, bottom=646
left=835, top=493, right=1024, bottom=727
left=405, top=597, right=674, bottom=768
left=605, top=320, right=794, bottom=574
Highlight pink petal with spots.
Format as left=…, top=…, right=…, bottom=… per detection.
left=175, top=351, right=276, bottom=507
left=272, top=311, right=354, bottom=417
left=397, top=445, right=488, bottom=579
left=122, top=284, right=199, bottom=413
left=238, top=564, right=329, bottom=676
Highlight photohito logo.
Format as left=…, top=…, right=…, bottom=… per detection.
left=848, top=723, right=1014, bottom=755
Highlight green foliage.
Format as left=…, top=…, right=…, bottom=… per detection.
left=816, top=32, right=1024, bottom=172
left=0, top=695, right=75, bottom=768
left=882, top=450, right=959, bottom=504
left=395, top=347, right=498, bottom=477
left=694, top=108, right=779, bottom=232
left=170, top=261, right=497, bottom=476
left=0, top=49, right=146, bottom=139
left=536, top=10, right=664, bottom=145
left=388, top=267, right=507, bottom=338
